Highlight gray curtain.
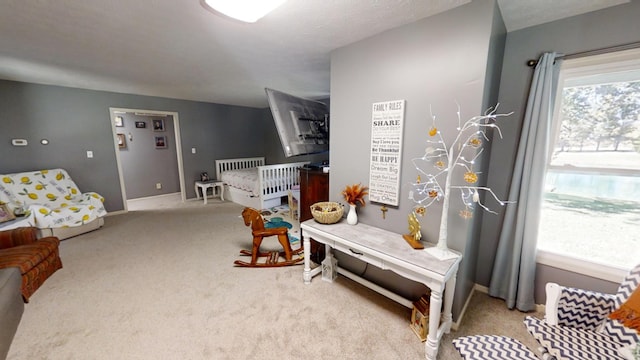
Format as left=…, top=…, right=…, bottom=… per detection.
left=488, top=52, right=561, bottom=311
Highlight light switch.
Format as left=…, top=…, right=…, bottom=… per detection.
left=87, top=151, right=94, bottom=158
left=192, top=147, right=196, bottom=154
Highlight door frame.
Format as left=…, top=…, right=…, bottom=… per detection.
left=109, top=107, right=186, bottom=211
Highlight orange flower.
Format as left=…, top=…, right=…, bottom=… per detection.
left=342, top=183, right=369, bottom=206
left=428, top=190, right=438, bottom=198
left=429, top=127, right=438, bottom=136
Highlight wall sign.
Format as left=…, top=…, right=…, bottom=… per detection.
left=368, top=100, right=405, bottom=206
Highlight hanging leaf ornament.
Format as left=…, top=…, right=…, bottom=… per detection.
left=459, top=209, right=473, bottom=219
left=468, top=137, right=482, bottom=148
left=463, top=171, right=478, bottom=184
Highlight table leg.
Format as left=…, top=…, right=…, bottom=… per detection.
left=303, top=235, right=312, bottom=284
left=425, top=289, right=443, bottom=360
left=203, top=185, right=209, bottom=205
left=195, top=184, right=200, bottom=200
left=441, top=275, right=456, bottom=332
left=218, top=183, right=224, bottom=201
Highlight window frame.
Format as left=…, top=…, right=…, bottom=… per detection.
left=535, top=47, right=640, bottom=279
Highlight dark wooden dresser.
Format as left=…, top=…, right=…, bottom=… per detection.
left=299, top=167, right=329, bottom=263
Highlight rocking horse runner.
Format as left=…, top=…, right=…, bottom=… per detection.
left=234, top=207, right=304, bottom=267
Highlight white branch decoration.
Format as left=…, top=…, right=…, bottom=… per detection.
left=408, top=105, right=513, bottom=260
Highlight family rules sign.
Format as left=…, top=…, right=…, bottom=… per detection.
left=368, top=100, right=405, bottom=206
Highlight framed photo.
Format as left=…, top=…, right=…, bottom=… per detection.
left=117, top=133, right=127, bottom=149
left=0, top=204, right=16, bottom=223
left=152, top=119, right=165, bottom=132
left=135, top=121, right=146, bottom=129
left=114, top=116, right=124, bottom=127
left=155, top=135, right=167, bottom=149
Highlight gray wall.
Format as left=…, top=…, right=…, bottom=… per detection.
left=0, top=80, right=279, bottom=212
left=479, top=0, right=640, bottom=303
left=329, top=0, right=504, bottom=319
left=116, top=113, right=180, bottom=199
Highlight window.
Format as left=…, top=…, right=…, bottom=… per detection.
left=537, top=49, right=640, bottom=278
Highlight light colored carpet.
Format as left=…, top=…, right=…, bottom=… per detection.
left=8, top=198, right=542, bottom=359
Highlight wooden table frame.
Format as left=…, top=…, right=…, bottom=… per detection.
left=301, top=220, right=461, bottom=360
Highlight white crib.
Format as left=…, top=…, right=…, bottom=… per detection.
left=215, top=157, right=309, bottom=210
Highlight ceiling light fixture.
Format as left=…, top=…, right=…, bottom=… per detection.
left=202, top=0, right=286, bottom=23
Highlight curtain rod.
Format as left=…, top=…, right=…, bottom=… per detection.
left=526, top=41, right=640, bottom=67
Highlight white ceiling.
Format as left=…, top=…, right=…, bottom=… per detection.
left=0, top=0, right=629, bottom=108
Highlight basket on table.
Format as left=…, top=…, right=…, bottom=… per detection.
left=310, top=202, right=344, bottom=224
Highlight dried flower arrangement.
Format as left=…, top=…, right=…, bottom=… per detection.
left=341, top=183, right=369, bottom=206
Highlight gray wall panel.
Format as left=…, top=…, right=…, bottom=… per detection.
left=329, top=0, right=502, bottom=319
left=0, top=80, right=275, bottom=212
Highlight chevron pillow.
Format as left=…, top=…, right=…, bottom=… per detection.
left=452, top=335, right=539, bottom=360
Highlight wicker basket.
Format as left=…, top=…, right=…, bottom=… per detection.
left=310, top=202, right=344, bottom=224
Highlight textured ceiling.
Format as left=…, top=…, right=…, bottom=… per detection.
left=0, top=0, right=630, bottom=108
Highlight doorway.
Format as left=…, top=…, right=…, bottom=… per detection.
left=109, top=108, right=186, bottom=211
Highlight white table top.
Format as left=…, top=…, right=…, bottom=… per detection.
left=301, top=219, right=461, bottom=278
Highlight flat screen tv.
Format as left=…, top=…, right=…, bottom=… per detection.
left=265, top=88, right=329, bottom=158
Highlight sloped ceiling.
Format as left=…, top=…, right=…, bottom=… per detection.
left=0, top=0, right=629, bottom=108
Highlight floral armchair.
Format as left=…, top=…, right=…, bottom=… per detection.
left=525, top=263, right=640, bottom=359
left=0, top=169, right=106, bottom=238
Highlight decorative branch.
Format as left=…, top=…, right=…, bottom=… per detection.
left=407, top=104, right=513, bottom=258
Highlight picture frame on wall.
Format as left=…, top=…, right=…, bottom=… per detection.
left=0, top=204, right=16, bottom=223
left=114, top=116, right=124, bottom=127
left=117, top=133, right=126, bottom=149
left=135, top=121, right=146, bottom=128
left=152, top=119, right=165, bottom=132
left=155, top=135, right=167, bottom=149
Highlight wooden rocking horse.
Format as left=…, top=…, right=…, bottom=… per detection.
left=234, top=207, right=304, bottom=267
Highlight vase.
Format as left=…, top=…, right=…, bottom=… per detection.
left=347, top=203, right=358, bottom=225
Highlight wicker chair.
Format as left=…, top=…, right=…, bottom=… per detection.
left=525, top=263, right=640, bottom=359
left=0, top=227, right=62, bottom=302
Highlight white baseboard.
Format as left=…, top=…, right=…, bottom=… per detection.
left=451, top=284, right=488, bottom=330
left=473, top=284, right=545, bottom=312
left=452, top=284, right=545, bottom=330
left=127, top=192, right=181, bottom=203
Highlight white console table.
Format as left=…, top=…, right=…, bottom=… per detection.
left=301, top=219, right=462, bottom=360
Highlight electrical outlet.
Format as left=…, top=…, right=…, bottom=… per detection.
left=156, top=183, right=162, bottom=190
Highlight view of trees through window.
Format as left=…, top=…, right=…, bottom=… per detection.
left=558, top=82, right=639, bottom=153
left=537, top=76, right=640, bottom=270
